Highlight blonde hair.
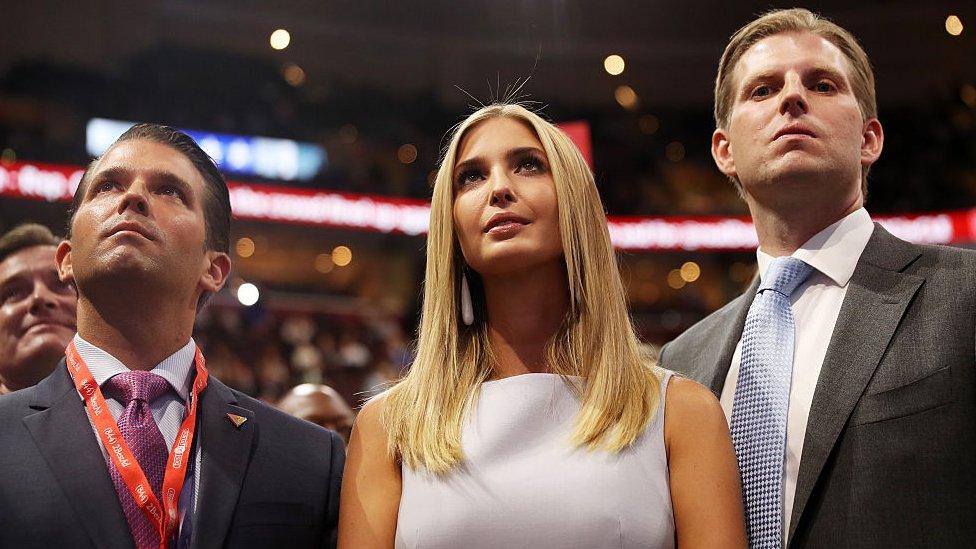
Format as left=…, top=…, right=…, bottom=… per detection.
left=381, top=104, right=662, bottom=473
left=714, top=8, right=877, bottom=194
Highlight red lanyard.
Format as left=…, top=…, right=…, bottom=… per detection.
left=65, top=340, right=209, bottom=549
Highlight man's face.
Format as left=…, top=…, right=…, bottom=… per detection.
left=279, top=390, right=355, bottom=443
left=58, top=139, right=228, bottom=305
left=712, top=31, right=882, bottom=205
left=0, top=245, right=77, bottom=390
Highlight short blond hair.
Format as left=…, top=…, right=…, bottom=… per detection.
left=715, top=8, right=877, bottom=193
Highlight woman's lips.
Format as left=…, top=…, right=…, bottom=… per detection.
left=486, top=220, right=527, bottom=237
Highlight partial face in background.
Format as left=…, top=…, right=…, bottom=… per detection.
left=452, top=117, right=563, bottom=276
left=278, top=386, right=355, bottom=443
left=57, top=139, right=229, bottom=305
left=0, top=245, right=77, bottom=390
left=712, top=31, right=882, bottom=204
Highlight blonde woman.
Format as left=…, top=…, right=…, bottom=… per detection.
left=339, top=104, right=746, bottom=548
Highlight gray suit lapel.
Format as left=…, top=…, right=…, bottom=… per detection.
left=22, top=362, right=134, bottom=549
left=699, top=277, right=758, bottom=394
left=190, top=378, right=255, bottom=549
left=788, top=226, right=923, bottom=543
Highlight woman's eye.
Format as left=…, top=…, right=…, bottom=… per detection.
left=516, top=157, right=544, bottom=173
left=456, top=170, right=483, bottom=186
left=751, top=85, right=772, bottom=98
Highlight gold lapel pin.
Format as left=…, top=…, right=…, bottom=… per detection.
left=226, top=413, right=247, bottom=428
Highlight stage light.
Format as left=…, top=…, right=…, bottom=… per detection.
left=615, top=85, right=639, bottom=110
left=680, top=261, right=701, bottom=283
left=604, top=54, right=625, bottom=76
left=332, top=245, right=352, bottom=266
left=236, top=237, right=255, bottom=258
left=270, top=29, right=291, bottom=50
left=666, top=141, right=686, bottom=162
left=667, top=269, right=686, bottom=289
left=639, top=115, right=659, bottom=135
left=283, top=63, right=306, bottom=87
left=946, top=15, right=963, bottom=36
left=397, top=144, right=418, bottom=164
left=315, top=253, right=334, bottom=273
left=237, top=283, right=260, bottom=306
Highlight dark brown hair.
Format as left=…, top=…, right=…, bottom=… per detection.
left=0, top=224, right=61, bottom=265
left=71, top=123, right=231, bottom=253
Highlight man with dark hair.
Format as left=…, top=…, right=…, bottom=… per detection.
left=0, top=223, right=76, bottom=392
left=660, top=8, right=976, bottom=548
left=0, top=124, right=343, bottom=548
left=278, top=384, right=356, bottom=444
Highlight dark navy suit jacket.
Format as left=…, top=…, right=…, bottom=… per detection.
left=0, top=361, right=344, bottom=548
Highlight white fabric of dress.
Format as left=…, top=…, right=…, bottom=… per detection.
left=396, top=370, right=676, bottom=548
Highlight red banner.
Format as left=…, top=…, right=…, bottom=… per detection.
left=1, top=160, right=973, bottom=251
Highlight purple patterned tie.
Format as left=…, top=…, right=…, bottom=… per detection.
left=103, top=371, right=171, bottom=549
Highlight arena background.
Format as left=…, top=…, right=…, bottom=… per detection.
left=1, top=1, right=973, bottom=406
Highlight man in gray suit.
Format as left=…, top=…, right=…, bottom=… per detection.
left=659, top=8, right=976, bottom=548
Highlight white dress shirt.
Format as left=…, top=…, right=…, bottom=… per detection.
left=719, top=207, right=874, bottom=537
left=73, top=334, right=196, bottom=448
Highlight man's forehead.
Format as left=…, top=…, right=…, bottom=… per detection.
left=91, top=139, right=202, bottom=184
left=733, top=31, right=852, bottom=84
left=0, top=245, right=58, bottom=280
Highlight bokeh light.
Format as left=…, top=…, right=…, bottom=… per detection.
left=236, top=237, right=255, bottom=258
left=604, top=54, right=625, bottom=76
left=332, top=245, right=352, bottom=267
left=237, top=283, right=260, bottom=306
left=270, top=29, right=291, bottom=50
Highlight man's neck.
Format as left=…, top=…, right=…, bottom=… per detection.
left=75, top=295, right=196, bottom=371
left=747, top=190, right=862, bottom=257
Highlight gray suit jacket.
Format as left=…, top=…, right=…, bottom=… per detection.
left=660, top=225, right=976, bottom=548
left=0, top=361, right=344, bottom=548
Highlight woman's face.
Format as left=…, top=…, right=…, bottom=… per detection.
left=452, top=117, right=563, bottom=276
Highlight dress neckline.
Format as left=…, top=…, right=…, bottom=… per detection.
left=481, top=372, right=583, bottom=387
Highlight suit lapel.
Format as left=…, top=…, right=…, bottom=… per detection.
left=788, top=226, right=923, bottom=543
left=22, top=362, right=133, bottom=549
left=697, top=276, right=758, bottom=394
left=190, top=378, right=255, bottom=549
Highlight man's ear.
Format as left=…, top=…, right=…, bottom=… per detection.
left=711, top=128, right=737, bottom=178
left=200, top=251, right=232, bottom=294
left=861, top=118, right=884, bottom=168
left=55, top=240, right=74, bottom=285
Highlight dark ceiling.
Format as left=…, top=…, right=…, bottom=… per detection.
left=3, top=0, right=975, bottom=113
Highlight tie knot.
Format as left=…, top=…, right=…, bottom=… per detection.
left=758, top=256, right=814, bottom=297
left=104, top=371, right=170, bottom=405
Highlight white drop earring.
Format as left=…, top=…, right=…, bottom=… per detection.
left=460, top=271, right=474, bottom=326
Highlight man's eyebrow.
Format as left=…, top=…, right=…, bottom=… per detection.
left=738, top=70, right=779, bottom=91
left=88, top=166, right=192, bottom=193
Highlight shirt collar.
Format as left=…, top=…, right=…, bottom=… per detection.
left=72, top=333, right=197, bottom=403
left=757, top=207, right=874, bottom=287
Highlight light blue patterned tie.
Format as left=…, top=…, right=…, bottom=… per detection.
left=730, top=256, right=814, bottom=549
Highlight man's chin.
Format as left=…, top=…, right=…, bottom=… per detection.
left=1, top=344, right=68, bottom=389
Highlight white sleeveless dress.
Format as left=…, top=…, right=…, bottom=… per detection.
left=395, top=370, right=676, bottom=548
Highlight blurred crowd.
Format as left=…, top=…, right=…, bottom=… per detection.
left=194, top=304, right=411, bottom=410
left=3, top=52, right=975, bottom=219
